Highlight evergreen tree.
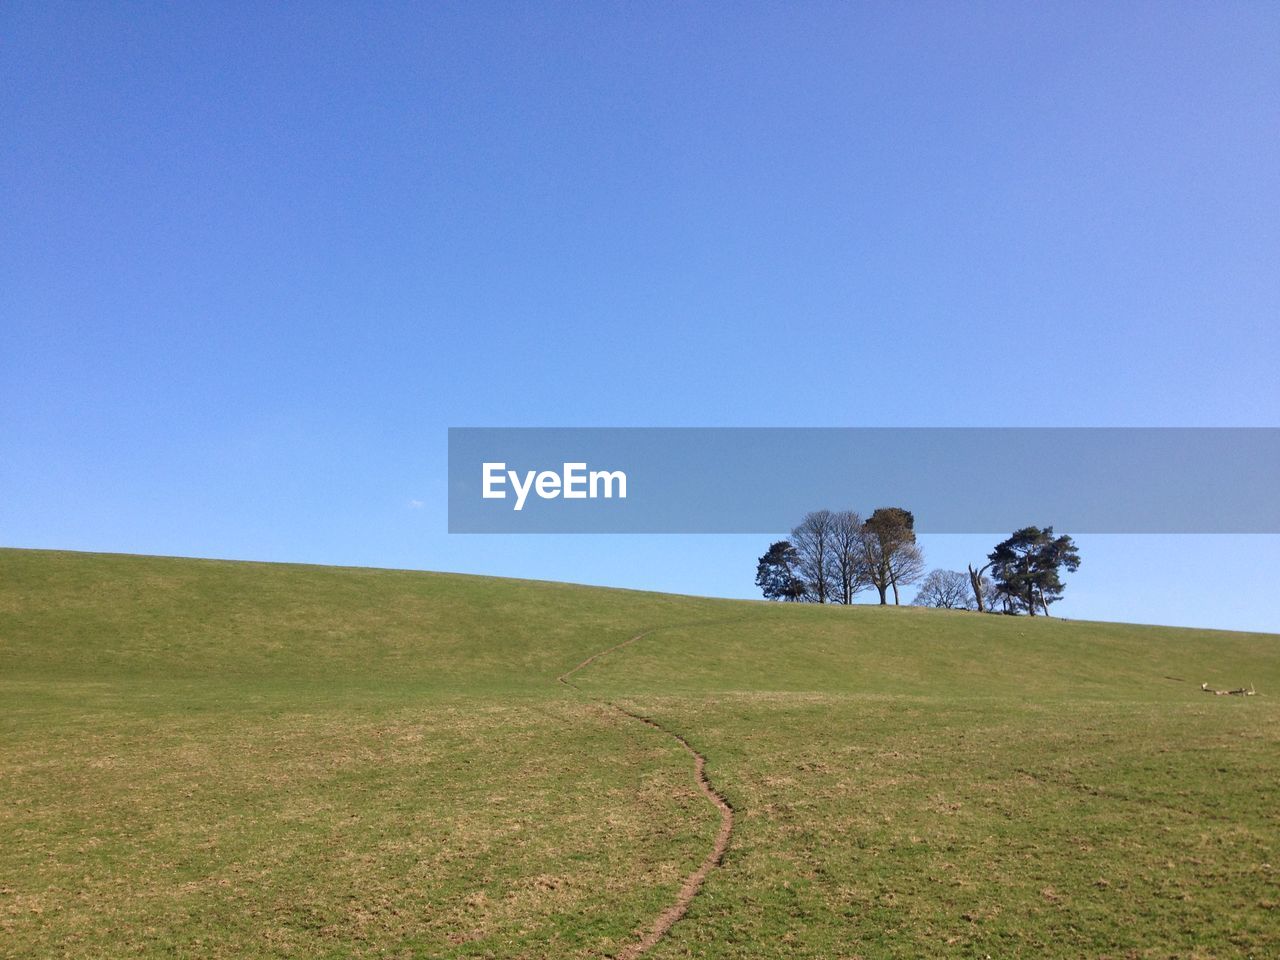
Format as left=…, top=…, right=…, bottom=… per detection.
left=859, top=507, right=923, bottom=605
left=987, top=526, right=1081, bottom=616
left=755, top=540, right=806, bottom=601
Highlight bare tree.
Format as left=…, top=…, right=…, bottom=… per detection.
left=967, top=561, right=993, bottom=612
left=912, top=569, right=972, bottom=609
left=829, top=510, right=867, bottom=604
left=791, top=510, right=837, bottom=603
left=887, top=543, right=925, bottom=604
left=977, top=574, right=999, bottom=612
left=981, top=578, right=1018, bottom=614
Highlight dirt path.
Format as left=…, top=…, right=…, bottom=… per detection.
left=558, top=630, right=734, bottom=959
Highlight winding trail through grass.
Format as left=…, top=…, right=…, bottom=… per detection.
left=558, top=629, right=734, bottom=959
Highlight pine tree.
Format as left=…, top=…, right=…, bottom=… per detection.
left=755, top=540, right=806, bottom=601
left=987, top=527, right=1081, bottom=616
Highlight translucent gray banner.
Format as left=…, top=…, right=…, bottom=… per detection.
left=447, top=428, right=1280, bottom=533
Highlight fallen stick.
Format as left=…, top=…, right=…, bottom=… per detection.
left=1201, top=682, right=1257, bottom=696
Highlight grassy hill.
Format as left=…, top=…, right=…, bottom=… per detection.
left=2, top=548, right=1277, bottom=958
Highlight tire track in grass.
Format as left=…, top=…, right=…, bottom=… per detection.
left=558, top=628, right=735, bottom=959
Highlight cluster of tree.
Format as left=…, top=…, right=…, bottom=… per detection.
left=758, top=517, right=1081, bottom=617
left=755, top=507, right=923, bottom=605
left=911, top=526, right=1081, bottom=616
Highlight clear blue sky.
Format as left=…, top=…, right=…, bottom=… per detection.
left=3, top=3, right=1278, bottom=632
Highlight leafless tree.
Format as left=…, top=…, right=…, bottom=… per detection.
left=967, top=561, right=993, bottom=612
left=977, top=575, right=999, bottom=612
left=791, top=509, right=837, bottom=603
left=829, top=510, right=867, bottom=604
left=986, top=580, right=1019, bottom=614
left=912, top=569, right=972, bottom=609
left=887, top=543, right=925, bottom=604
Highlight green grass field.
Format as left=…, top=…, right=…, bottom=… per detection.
left=2, top=548, right=1277, bottom=958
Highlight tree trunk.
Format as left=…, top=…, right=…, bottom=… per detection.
left=891, top=578, right=900, bottom=605
left=968, top=564, right=986, bottom=613
left=875, top=582, right=887, bottom=605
